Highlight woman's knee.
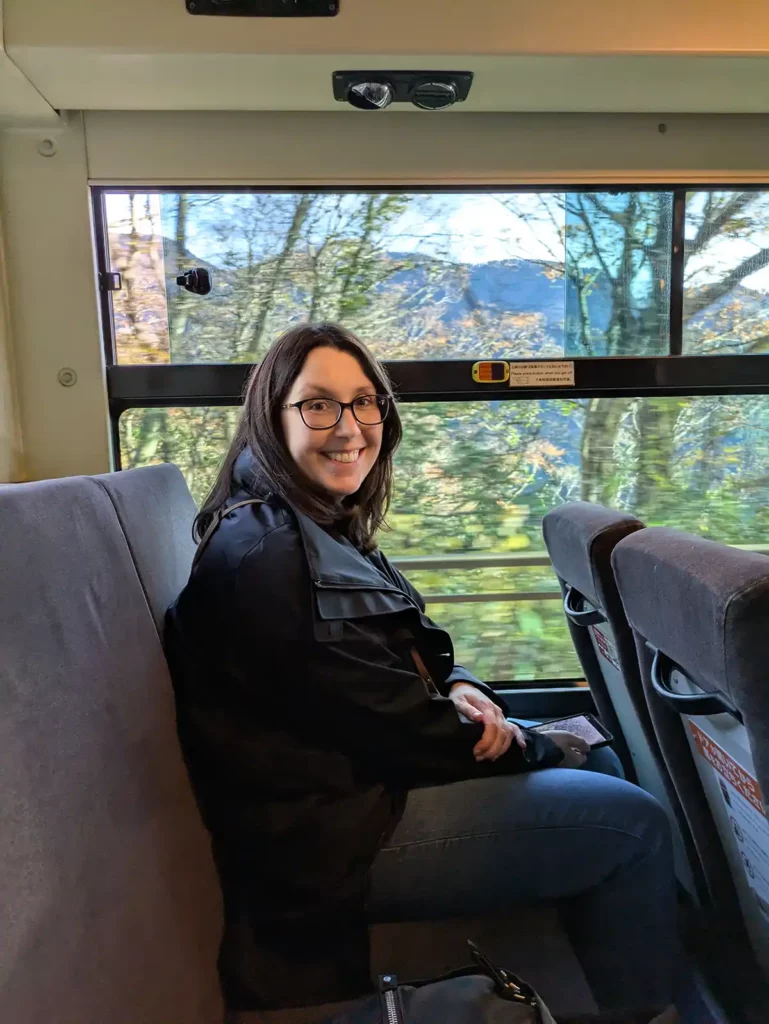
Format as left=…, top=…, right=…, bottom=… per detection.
left=555, top=770, right=673, bottom=858
left=582, top=744, right=625, bottom=778
left=603, top=779, right=674, bottom=864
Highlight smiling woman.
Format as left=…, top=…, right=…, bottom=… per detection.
left=193, top=322, right=403, bottom=554
left=280, top=348, right=390, bottom=499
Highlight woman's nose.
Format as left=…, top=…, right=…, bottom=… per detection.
left=334, top=407, right=362, bottom=437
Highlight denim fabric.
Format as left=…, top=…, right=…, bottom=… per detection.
left=369, top=730, right=677, bottom=1015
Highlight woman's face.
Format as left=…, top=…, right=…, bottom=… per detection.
left=281, top=346, right=384, bottom=499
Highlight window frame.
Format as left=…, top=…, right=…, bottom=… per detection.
left=92, top=183, right=769, bottom=689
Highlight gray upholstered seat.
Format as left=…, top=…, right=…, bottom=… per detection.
left=93, top=463, right=198, bottom=634
left=612, top=527, right=769, bottom=993
left=0, top=466, right=596, bottom=1022
left=0, top=473, right=224, bottom=1023
left=542, top=501, right=646, bottom=778
left=542, top=502, right=707, bottom=901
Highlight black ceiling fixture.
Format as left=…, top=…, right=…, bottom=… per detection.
left=186, top=0, right=338, bottom=15
left=333, top=71, right=473, bottom=111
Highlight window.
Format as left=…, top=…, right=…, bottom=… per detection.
left=104, top=190, right=674, bottom=364
left=99, top=186, right=769, bottom=687
left=684, top=191, right=769, bottom=355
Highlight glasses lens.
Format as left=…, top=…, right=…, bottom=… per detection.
left=353, top=395, right=388, bottom=424
left=301, top=399, right=342, bottom=428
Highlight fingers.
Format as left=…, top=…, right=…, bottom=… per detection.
left=567, top=734, right=591, bottom=755
left=474, top=708, right=515, bottom=762
left=453, top=698, right=484, bottom=724
left=509, top=721, right=528, bottom=751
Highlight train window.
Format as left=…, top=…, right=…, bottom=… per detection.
left=102, top=189, right=675, bottom=364
left=684, top=190, right=769, bottom=354
left=119, top=392, right=769, bottom=683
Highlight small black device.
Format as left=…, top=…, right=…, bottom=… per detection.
left=333, top=71, right=473, bottom=111
left=530, top=713, right=613, bottom=749
left=186, top=0, right=339, bottom=16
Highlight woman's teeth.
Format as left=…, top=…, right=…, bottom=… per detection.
left=325, top=450, right=360, bottom=463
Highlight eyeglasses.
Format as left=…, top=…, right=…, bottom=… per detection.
left=282, top=394, right=391, bottom=430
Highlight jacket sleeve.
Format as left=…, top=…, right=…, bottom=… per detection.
left=379, top=554, right=507, bottom=704
left=232, top=526, right=563, bottom=788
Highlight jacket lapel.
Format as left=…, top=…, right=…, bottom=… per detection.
left=293, top=511, right=416, bottom=622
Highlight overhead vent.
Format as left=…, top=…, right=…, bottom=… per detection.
left=334, top=71, right=473, bottom=111
left=186, top=0, right=338, bottom=15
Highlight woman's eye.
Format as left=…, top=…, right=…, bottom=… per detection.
left=355, top=396, right=375, bottom=408
left=307, top=400, right=331, bottom=412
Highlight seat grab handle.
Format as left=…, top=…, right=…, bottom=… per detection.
left=649, top=646, right=742, bottom=722
left=563, top=585, right=607, bottom=627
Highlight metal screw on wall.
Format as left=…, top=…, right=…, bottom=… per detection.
left=57, top=368, right=78, bottom=387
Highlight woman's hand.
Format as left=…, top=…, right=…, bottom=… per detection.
left=448, top=682, right=527, bottom=762
left=546, top=730, right=591, bottom=769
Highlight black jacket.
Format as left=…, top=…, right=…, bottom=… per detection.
left=164, top=449, right=562, bottom=1011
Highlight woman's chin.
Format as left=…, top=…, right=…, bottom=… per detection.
left=313, top=466, right=366, bottom=498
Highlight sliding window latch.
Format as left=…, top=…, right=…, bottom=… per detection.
left=99, top=271, right=123, bottom=292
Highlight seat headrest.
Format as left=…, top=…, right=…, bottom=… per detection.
left=612, top=527, right=769, bottom=705
left=542, top=501, right=644, bottom=612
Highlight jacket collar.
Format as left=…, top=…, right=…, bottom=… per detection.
left=230, top=447, right=396, bottom=591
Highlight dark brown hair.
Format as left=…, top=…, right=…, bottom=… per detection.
left=194, top=322, right=402, bottom=552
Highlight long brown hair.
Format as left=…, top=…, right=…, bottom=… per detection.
left=194, top=323, right=402, bottom=552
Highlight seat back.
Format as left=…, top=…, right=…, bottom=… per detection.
left=543, top=501, right=701, bottom=898
left=0, top=473, right=223, bottom=1023
left=613, top=527, right=769, bottom=980
left=94, top=463, right=198, bottom=634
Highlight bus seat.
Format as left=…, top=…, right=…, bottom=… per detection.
left=542, top=501, right=644, bottom=777
left=93, top=463, right=198, bottom=635
left=542, top=502, right=701, bottom=898
left=612, top=527, right=769, bottom=987
left=0, top=474, right=225, bottom=1024
left=0, top=466, right=597, bottom=1022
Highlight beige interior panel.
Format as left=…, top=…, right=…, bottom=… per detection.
left=85, top=110, right=769, bottom=186
left=0, top=115, right=111, bottom=481
left=0, top=7, right=58, bottom=127
left=7, top=1, right=769, bottom=115
left=8, top=0, right=769, bottom=58
left=9, top=52, right=769, bottom=115
left=0, top=207, right=24, bottom=482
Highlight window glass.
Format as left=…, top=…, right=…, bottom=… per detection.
left=105, top=190, right=672, bottom=364
left=684, top=190, right=769, bottom=354
left=120, top=392, right=769, bottom=681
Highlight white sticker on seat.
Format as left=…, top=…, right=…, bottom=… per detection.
left=690, top=721, right=769, bottom=920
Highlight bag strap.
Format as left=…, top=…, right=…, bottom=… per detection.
left=192, top=498, right=265, bottom=572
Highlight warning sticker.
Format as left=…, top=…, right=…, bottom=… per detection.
left=509, top=361, right=575, bottom=388
left=690, top=722, right=765, bottom=814
left=592, top=626, right=620, bottom=670
left=689, top=721, right=769, bottom=919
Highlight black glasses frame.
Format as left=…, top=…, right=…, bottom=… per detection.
left=281, top=394, right=391, bottom=429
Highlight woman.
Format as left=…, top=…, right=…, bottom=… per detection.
left=165, top=323, right=679, bottom=1023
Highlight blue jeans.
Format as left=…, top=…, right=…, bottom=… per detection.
left=369, top=725, right=677, bottom=1015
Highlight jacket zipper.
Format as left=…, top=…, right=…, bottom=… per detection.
left=314, top=578, right=405, bottom=598
left=469, top=941, right=540, bottom=1010
left=378, top=975, right=404, bottom=1024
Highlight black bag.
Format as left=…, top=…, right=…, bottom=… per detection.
left=321, top=943, right=556, bottom=1024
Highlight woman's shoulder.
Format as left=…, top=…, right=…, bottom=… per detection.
left=196, top=497, right=305, bottom=580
